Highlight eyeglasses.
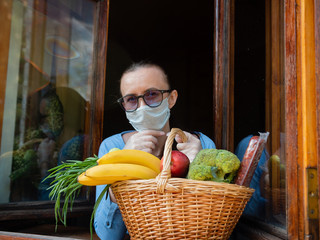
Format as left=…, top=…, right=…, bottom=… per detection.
left=117, top=89, right=172, bottom=112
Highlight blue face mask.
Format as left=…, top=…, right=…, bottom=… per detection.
left=125, top=98, right=170, bottom=131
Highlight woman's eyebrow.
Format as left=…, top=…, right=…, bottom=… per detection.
left=122, top=88, right=161, bottom=97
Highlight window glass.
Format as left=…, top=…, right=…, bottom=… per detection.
left=234, top=0, right=286, bottom=230
left=0, top=0, right=95, bottom=203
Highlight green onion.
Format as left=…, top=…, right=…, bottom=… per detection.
left=45, top=156, right=112, bottom=239
left=44, top=156, right=99, bottom=229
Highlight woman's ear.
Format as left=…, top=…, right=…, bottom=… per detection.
left=168, top=90, right=178, bottom=109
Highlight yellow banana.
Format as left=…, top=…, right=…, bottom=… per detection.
left=84, top=163, right=158, bottom=182
left=78, top=172, right=135, bottom=186
left=97, top=149, right=161, bottom=174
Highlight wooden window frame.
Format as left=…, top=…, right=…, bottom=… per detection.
left=214, top=0, right=302, bottom=239
left=232, top=0, right=320, bottom=239
left=283, top=0, right=299, bottom=238
left=0, top=0, right=109, bottom=222
left=213, top=0, right=234, bottom=151
left=316, top=0, right=320, bottom=236
left=0, top=0, right=12, bottom=150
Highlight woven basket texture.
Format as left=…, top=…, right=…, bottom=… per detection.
left=111, top=128, right=254, bottom=240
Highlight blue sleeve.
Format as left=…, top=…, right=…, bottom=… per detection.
left=235, top=135, right=268, bottom=218
left=197, top=132, right=216, bottom=149
left=94, top=133, right=127, bottom=240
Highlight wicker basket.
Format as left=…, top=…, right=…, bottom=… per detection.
left=111, top=128, right=254, bottom=240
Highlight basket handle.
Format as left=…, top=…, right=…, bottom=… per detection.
left=156, top=128, right=187, bottom=194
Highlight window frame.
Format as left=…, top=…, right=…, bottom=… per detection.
left=213, top=0, right=234, bottom=151
left=230, top=0, right=319, bottom=239
left=2, top=0, right=318, bottom=238
left=216, top=0, right=301, bottom=239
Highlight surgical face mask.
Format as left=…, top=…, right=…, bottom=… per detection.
left=125, top=98, right=170, bottom=131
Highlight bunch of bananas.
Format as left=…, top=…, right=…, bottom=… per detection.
left=78, top=149, right=161, bottom=186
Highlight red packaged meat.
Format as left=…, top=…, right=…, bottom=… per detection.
left=234, top=132, right=269, bottom=187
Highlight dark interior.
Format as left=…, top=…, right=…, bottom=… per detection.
left=103, top=0, right=215, bottom=141
left=234, top=0, right=266, bottom=148
left=103, top=0, right=266, bottom=150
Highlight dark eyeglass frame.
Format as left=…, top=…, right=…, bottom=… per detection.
left=117, top=89, right=172, bottom=112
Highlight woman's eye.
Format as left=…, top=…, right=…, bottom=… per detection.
left=125, top=96, right=136, bottom=103
left=148, top=91, right=159, bottom=98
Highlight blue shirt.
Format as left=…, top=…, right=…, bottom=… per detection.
left=94, top=131, right=216, bottom=240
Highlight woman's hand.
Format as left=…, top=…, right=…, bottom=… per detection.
left=123, top=130, right=165, bottom=158
left=175, top=131, right=202, bottom=162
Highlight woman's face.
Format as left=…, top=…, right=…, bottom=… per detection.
left=120, top=66, right=177, bottom=109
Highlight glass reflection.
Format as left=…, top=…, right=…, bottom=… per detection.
left=0, top=0, right=95, bottom=203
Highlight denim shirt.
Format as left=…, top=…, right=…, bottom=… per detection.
left=94, top=131, right=216, bottom=240
left=94, top=184, right=127, bottom=240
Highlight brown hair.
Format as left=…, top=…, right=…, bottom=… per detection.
left=121, top=61, right=170, bottom=88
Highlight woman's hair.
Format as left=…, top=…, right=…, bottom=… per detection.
left=121, top=61, right=170, bottom=88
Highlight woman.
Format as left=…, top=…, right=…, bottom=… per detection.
left=94, top=62, right=216, bottom=240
